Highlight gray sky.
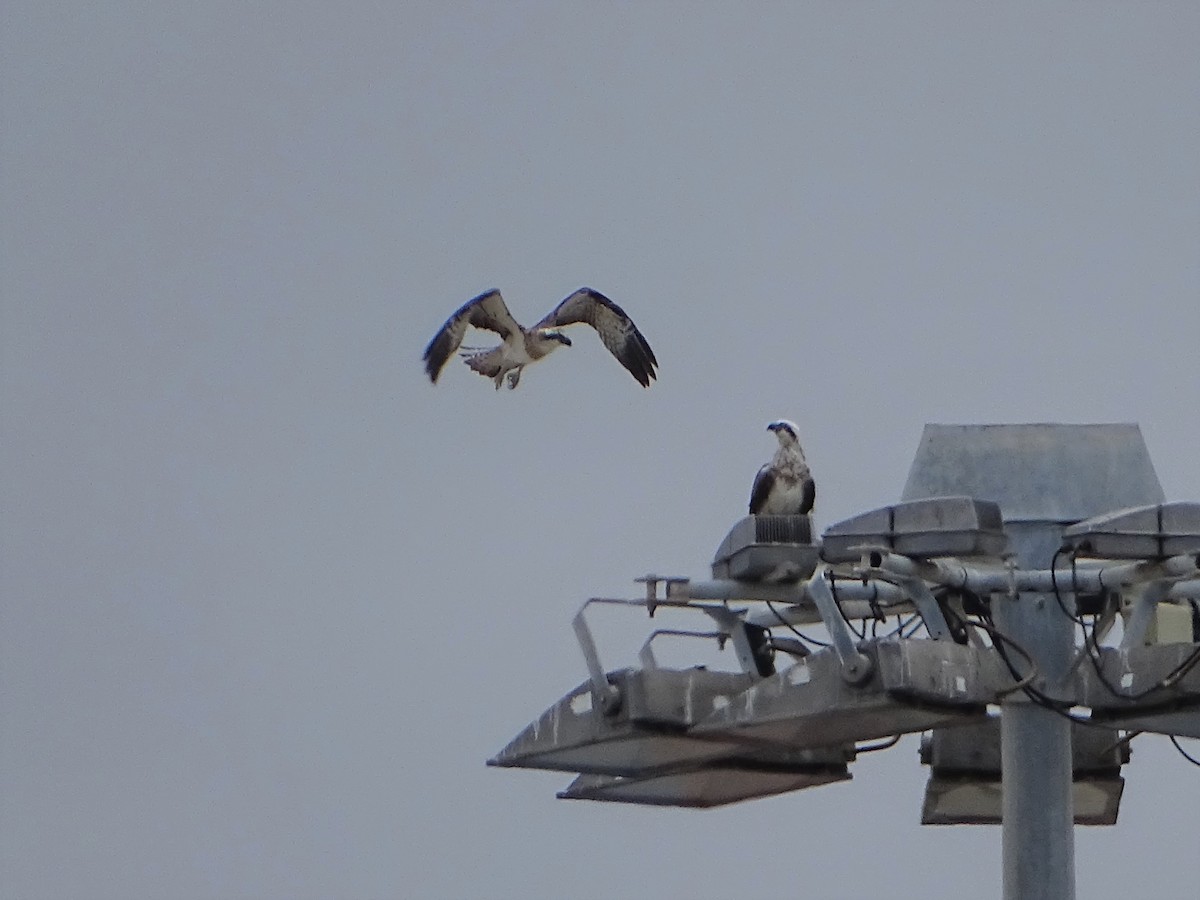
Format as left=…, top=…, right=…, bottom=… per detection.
left=3, top=3, right=1199, bottom=898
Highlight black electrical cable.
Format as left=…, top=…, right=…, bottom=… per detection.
left=1153, top=644, right=1200, bottom=692
left=932, top=575, right=1197, bottom=738
left=856, top=734, right=902, bottom=754
left=828, top=572, right=865, bottom=640
left=886, top=614, right=918, bottom=638
left=901, top=615, right=927, bottom=639
left=866, top=586, right=885, bottom=640
left=975, top=606, right=1103, bottom=725
left=764, top=599, right=831, bottom=648
left=1056, top=561, right=1134, bottom=700
left=939, top=603, right=1040, bottom=698
left=1048, top=547, right=1088, bottom=626
left=1081, top=615, right=1200, bottom=703
left=1048, top=550, right=1200, bottom=702
left=1169, top=735, right=1200, bottom=768
left=981, top=624, right=1147, bottom=730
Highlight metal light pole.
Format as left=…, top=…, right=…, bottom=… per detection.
left=901, top=424, right=1166, bottom=900
left=994, top=537, right=1077, bottom=900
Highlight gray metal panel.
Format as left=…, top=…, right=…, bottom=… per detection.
left=1061, top=502, right=1200, bottom=559
left=1092, top=710, right=1200, bottom=739
left=693, top=644, right=990, bottom=748
left=822, top=496, right=1007, bottom=562
left=921, top=720, right=1127, bottom=775
left=901, top=424, right=1164, bottom=522
left=876, top=639, right=1006, bottom=706
left=711, top=515, right=819, bottom=582
left=558, top=760, right=851, bottom=808
left=487, top=668, right=755, bottom=776
left=921, top=775, right=1123, bottom=827
left=1080, top=644, right=1200, bottom=732
left=920, top=720, right=1127, bottom=826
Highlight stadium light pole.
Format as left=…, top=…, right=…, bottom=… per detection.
left=993, top=531, right=1077, bottom=898
left=493, top=424, right=1199, bottom=900
left=900, top=424, right=1166, bottom=900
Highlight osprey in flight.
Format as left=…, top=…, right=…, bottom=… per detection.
left=422, top=288, right=658, bottom=389
left=749, top=420, right=815, bottom=515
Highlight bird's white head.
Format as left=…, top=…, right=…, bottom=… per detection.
left=539, top=329, right=572, bottom=347
left=767, top=419, right=801, bottom=444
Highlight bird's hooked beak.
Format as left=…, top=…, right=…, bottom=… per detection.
left=556, top=333, right=572, bottom=347
left=767, top=420, right=799, bottom=442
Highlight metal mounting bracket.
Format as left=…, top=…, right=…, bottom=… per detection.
left=805, top=571, right=873, bottom=684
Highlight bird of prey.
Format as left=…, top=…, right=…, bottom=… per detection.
left=749, top=420, right=815, bottom=515
left=422, top=288, right=658, bottom=389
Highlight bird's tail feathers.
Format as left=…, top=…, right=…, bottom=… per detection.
left=463, top=348, right=504, bottom=379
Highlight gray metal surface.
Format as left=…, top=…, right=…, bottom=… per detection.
left=1081, top=644, right=1200, bottom=734
left=1000, top=698, right=1075, bottom=892
left=710, top=514, right=819, bottom=582
left=805, top=573, right=873, bottom=682
left=922, top=774, right=1124, bottom=827
left=921, top=717, right=1126, bottom=775
left=872, top=549, right=1200, bottom=597
left=920, top=720, right=1127, bottom=825
left=1091, top=709, right=1200, bottom=739
left=692, top=643, right=990, bottom=749
left=900, top=426, right=1131, bottom=900
left=993, top=521, right=1078, bottom=900
left=872, top=569, right=953, bottom=641
left=901, top=423, right=1164, bottom=521
left=876, top=639, right=1006, bottom=705
left=1062, top=501, right=1200, bottom=559
left=487, top=668, right=755, bottom=776
left=557, top=750, right=851, bottom=808
left=676, top=578, right=907, bottom=614
left=1120, top=580, right=1178, bottom=648
left=822, top=496, right=1007, bottom=562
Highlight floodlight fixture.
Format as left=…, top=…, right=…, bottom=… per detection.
left=711, top=514, right=818, bottom=583
left=919, top=721, right=1128, bottom=826
left=921, top=775, right=1124, bottom=827
left=487, top=667, right=757, bottom=777
left=557, top=745, right=852, bottom=808
left=821, top=496, right=1007, bottom=564
left=1061, top=502, right=1200, bottom=560
left=692, top=641, right=994, bottom=750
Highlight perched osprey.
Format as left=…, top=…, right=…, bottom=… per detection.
left=422, top=288, right=658, bottom=389
left=749, top=420, right=815, bottom=515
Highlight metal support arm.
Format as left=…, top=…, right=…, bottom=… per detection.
left=872, top=550, right=1200, bottom=596
left=805, top=572, right=873, bottom=684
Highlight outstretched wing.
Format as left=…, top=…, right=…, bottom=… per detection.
left=422, top=289, right=523, bottom=383
left=749, top=464, right=775, bottom=514
left=534, top=287, right=658, bottom=387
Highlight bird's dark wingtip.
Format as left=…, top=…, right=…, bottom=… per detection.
left=625, top=357, right=656, bottom=387
left=422, top=345, right=445, bottom=383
